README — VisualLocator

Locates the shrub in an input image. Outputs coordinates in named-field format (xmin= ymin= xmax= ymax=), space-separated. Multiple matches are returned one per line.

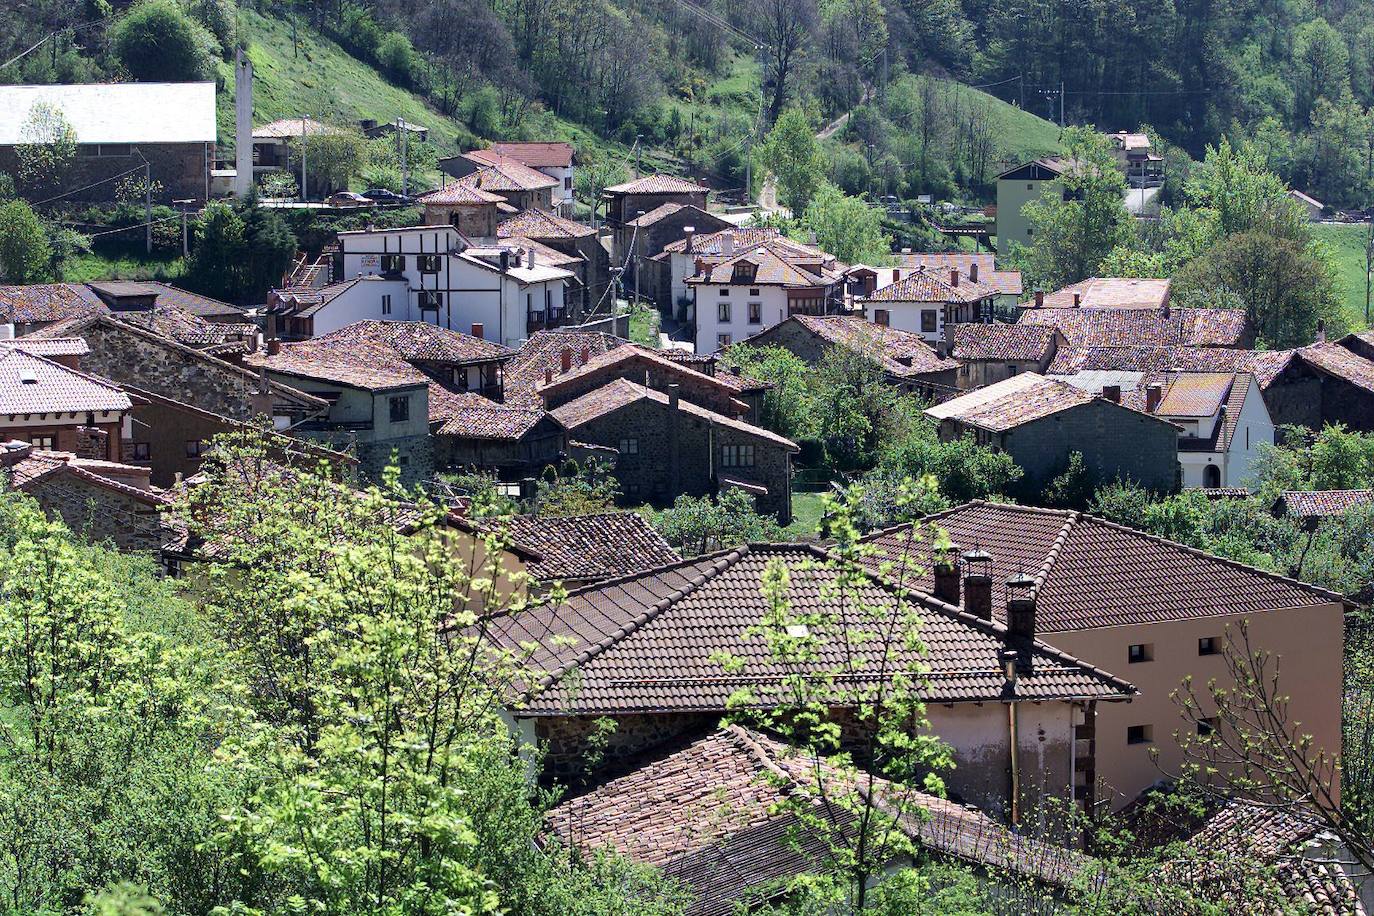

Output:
xmin=111 ymin=0 xmax=218 ymax=81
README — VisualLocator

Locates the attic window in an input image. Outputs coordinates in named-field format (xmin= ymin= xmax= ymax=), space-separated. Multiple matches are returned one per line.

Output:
xmin=731 ymin=261 xmax=757 ymax=284
xmin=785 ymin=624 xmax=809 ymax=638
xmin=18 ymin=369 xmax=37 ymax=384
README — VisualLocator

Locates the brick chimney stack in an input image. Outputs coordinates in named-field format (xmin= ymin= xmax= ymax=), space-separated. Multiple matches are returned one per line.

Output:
xmin=1102 ymin=384 xmax=1121 ymax=404
xmin=580 ymin=347 xmax=590 ymax=366
xmin=950 ymin=268 xmax=959 ymax=287
xmin=893 ymin=268 xmax=901 ymax=284
xmin=1072 ymin=292 xmax=1081 ymax=307
xmin=932 ymin=543 xmax=962 ymax=605
xmin=1034 ymin=290 xmax=1044 ymax=308
xmin=684 ymin=227 xmax=695 ymax=253
xmin=544 ymin=368 xmax=553 ymax=385
xmin=962 ymin=549 xmax=993 ymax=620
xmin=1145 ymin=383 xmax=1163 ymax=413
xmin=560 ymin=347 xmax=572 ymax=373
xmin=969 ymin=263 xmax=979 ymax=283
xmin=1006 ymin=572 xmax=1037 ymax=642
xmin=471 ymin=322 xmax=484 ymax=340
xmin=76 ymin=426 xmax=109 ymax=462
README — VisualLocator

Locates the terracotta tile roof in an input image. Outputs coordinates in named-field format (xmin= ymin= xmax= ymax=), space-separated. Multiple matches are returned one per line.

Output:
xmin=253 ymin=118 xmax=344 ymax=139
xmin=309 ymin=320 xmax=511 ymax=364
xmin=1038 ymin=277 xmax=1171 ymax=310
xmin=858 ymin=266 xmax=996 ymax=304
xmin=113 ymin=307 xmax=257 ymax=353
xmin=487 ymin=542 xmax=1135 ymax=716
xmin=434 ymin=393 xmax=551 ymax=440
xmin=499 ymin=235 xmax=584 ymax=269
xmin=496 ymin=208 xmax=595 ymax=240
xmin=503 ymin=330 xmax=630 ymax=408
xmin=604 ymin=174 xmax=709 ymax=195
xmin=1154 ymin=371 xmax=1234 ymax=417
xmin=1297 ymin=342 xmax=1374 ymax=393
xmin=537 ymin=344 xmax=749 ymax=409
xmin=549 ymin=379 xmax=797 ymax=449
xmin=488 ymin=141 xmax=574 ymax=168
xmin=495 ymin=512 xmax=679 ymax=584
xmin=950 ymin=323 xmax=1057 ymax=362
xmin=0 ymin=348 xmax=130 ymax=415
xmin=0 ymin=337 xmax=88 ymax=357
xmin=658 ymin=227 xmax=789 ymax=258
xmin=418 ymin=182 xmax=505 ymax=205
xmin=862 ymin=501 xmax=1342 ymax=633
xmin=0 ymin=284 xmax=104 ymax=325
xmin=1174 ymin=802 xmax=1364 ymax=916
xmin=894 ymin=253 xmax=1023 ymax=296
xmin=545 ymin=727 xmax=1096 ymax=915
xmin=131 ymin=282 xmax=246 ymax=319
xmin=926 ymin=372 xmax=1099 ymax=431
xmin=1019 ymin=307 xmax=1252 ymax=348
xmin=457 ymin=156 xmax=559 ymax=192
xmin=2 ymin=444 xmax=166 ymax=505
xmin=624 ymin=201 xmax=685 ymax=226
xmin=1278 ymin=489 xmax=1374 ymax=519
xmin=765 ymin=314 xmax=952 ymax=378
xmin=686 ymin=246 xmax=841 ymax=287
xmin=1045 ymin=345 xmax=1299 ymax=388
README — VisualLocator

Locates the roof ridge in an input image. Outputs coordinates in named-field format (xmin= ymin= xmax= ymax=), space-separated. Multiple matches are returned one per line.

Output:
xmin=531 ymin=547 xmax=751 ymax=697
xmin=1030 ymin=512 xmax=1079 ymax=599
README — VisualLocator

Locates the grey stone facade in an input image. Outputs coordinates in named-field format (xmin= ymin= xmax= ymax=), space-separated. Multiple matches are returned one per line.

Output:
xmin=0 ymin=142 xmax=211 ymax=203
xmin=23 ymin=474 xmax=168 ymax=552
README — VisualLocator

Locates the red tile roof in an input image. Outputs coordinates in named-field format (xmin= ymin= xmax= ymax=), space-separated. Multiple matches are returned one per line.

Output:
xmin=764 ymin=314 xmax=953 ymax=378
xmin=950 ymin=323 xmax=1057 ymax=362
xmin=545 ymin=726 xmax=1095 ymax=915
xmin=0 ymin=283 xmax=103 ymax=325
xmin=1044 ymin=345 xmax=1299 ymax=389
xmin=1297 ymin=341 xmax=1374 ymax=393
xmin=537 ymin=344 xmax=750 ymax=409
xmin=604 ymin=174 xmax=709 ymax=195
xmin=487 ymin=543 xmax=1135 ymax=716
xmin=496 ymin=512 xmax=679 ymax=584
xmin=310 ymin=320 xmax=511 ymax=364
xmin=2 ymin=444 xmax=166 ymax=505
xmin=458 ymin=156 xmax=559 ymax=192
xmin=1019 ymin=307 xmax=1251 ymax=348
xmin=862 ymin=501 xmax=1343 ymax=633
xmin=418 ymin=182 xmax=505 ymax=205
xmin=658 ymin=226 xmax=786 ymax=257
xmin=0 ymin=337 xmax=88 ymax=357
xmin=503 ymin=329 xmax=630 ymax=407
xmin=1036 ymin=277 xmax=1171 ymax=310
xmin=1278 ymin=489 xmax=1374 ymax=519
xmin=112 ymin=307 xmax=257 ymax=354
xmin=925 ymin=372 xmax=1100 ymax=431
xmin=858 ymin=266 xmax=996 ymax=304
xmin=488 ymin=141 xmax=574 ymax=168
xmin=496 ymin=207 xmax=595 ymax=240
xmin=0 ymin=348 xmax=130 ymax=415
xmin=686 ymin=246 xmax=840 ymax=287
xmin=434 ymin=394 xmax=552 ymax=440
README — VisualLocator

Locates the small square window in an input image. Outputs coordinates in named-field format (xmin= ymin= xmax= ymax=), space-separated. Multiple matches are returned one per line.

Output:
xmin=417 ymin=254 xmax=441 ymax=274
xmin=717 ymin=333 xmax=732 ymax=349
xmin=619 ymin=437 xmax=639 ymax=455
xmin=131 ymin=442 xmax=151 ymax=461
xmin=186 ymin=440 xmax=209 ymax=458
xmin=1128 ymin=643 xmax=1153 ymax=664
xmin=873 ymin=309 xmax=890 ymax=327
xmin=420 ymin=291 xmax=442 ymax=311
xmin=749 ymin=287 xmax=760 ymax=296
xmin=1198 ymin=717 xmax=1219 ymax=737
xmin=1198 ymin=637 xmax=1220 ymax=656
xmin=718 ymin=302 xmax=731 ymax=323
xmin=921 ymin=310 xmax=938 ymax=333
xmin=389 ymin=395 xmax=410 ymax=423
xmin=381 ymin=294 xmax=392 ymax=315
xmin=748 ymin=302 xmax=761 ymax=324
xmin=381 ymin=254 xmax=404 ymax=273
xmin=1126 ymin=725 xmax=1153 ymax=746
xmin=29 ymin=435 xmax=55 ymax=449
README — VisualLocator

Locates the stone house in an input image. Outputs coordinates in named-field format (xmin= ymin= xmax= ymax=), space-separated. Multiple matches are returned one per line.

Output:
xmin=605 ymin=174 xmax=710 ymax=265
xmin=864 ymin=501 xmax=1348 ymax=810
xmin=0 ymin=341 xmax=131 ymax=460
xmin=926 ymin=372 xmax=1181 ymax=495
xmin=0 ymin=82 xmax=216 ymax=203
xmin=548 ymin=378 xmax=798 ymax=520
xmin=538 ymin=344 xmax=756 ymax=419
xmin=489 ymin=142 xmax=576 ymax=212
xmin=490 ymin=542 xmax=1135 ymax=816
xmin=0 ymin=284 xmax=106 ymax=336
xmin=622 ymin=203 xmax=732 ymax=304
xmin=950 ymin=323 xmax=1062 ymax=389
xmin=649 ymin=225 xmax=791 ymax=315
xmin=895 ymin=253 xmax=1024 ymax=313
xmin=495 ymin=208 xmax=609 ymax=315
xmin=250 ymin=118 xmax=354 ymax=195
xmin=418 ymin=182 xmax=505 ymax=236
xmin=449 ymin=152 xmax=558 ymax=212
xmin=856 ymin=267 xmax=998 ymax=345
xmin=1018 ymin=300 xmax=1254 ymax=350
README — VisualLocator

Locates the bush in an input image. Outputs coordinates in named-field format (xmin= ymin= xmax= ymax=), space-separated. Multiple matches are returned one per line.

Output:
xmin=111 ymin=0 xmax=218 ymax=81
xmin=377 ymin=31 xmax=417 ymax=86
xmin=0 ymin=200 xmax=52 ymax=283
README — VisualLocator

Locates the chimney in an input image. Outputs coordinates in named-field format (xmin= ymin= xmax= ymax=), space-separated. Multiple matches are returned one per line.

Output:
xmin=932 ymin=543 xmax=962 ymax=605
xmin=1000 ymin=648 xmax=1019 ymax=684
xmin=0 ymin=441 xmax=33 ymax=467
xmin=580 ymin=347 xmax=590 ymax=366
xmin=1006 ymin=572 xmax=1037 ymax=642
xmin=667 ymin=383 xmax=681 ymax=495
xmin=684 ymin=227 xmax=695 ymax=252
xmin=471 ymin=322 xmax=484 ymax=339
xmin=1102 ymin=384 xmax=1121 ymax=404
xmin=76 ymin=426 xmax=109 ymax=462
xmin=1162 ymin=299 xmax=1171 ymax=320
xmin=560 ymin=347 xmax=572 ymax=373
xmin=950 ymin=268 xmax=959 ymax=287
xmin=1316 ymin=318 xmax=1326 ymax=344
xmin=544 ymin=368 xmax=553 ymax=385
xmin=1034 ymin=290 xmax=1044 ymax=308
xmin=969 ymin=263 xmax=979 ymax=283
xmin=1072 ymin=292 xmax=1081 ymax=307
xmin=694 ymin=256 xmax=707 ymax=277
xmin=234 ymin=50 xmax=254 ymax=198
xmin=1144 ymin=383 xmax=1163 ymax=413
xmin=721 ymin=231 xmax=735 ymax=256
xmin=252 ymin=364 xmax=274 ymax=416
xmin=267 ymin=337 xmax=281 ymax=356
xmin=962 ymin=549 xmax=993 ymax=620
xmin=893 ymin=268 xmax=901 ymax=284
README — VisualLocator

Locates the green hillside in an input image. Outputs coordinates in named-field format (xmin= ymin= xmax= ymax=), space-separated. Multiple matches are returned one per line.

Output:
xmin=940 ymin=80 xmax=1062 ymax=165
xmin=1313 ymin=223 xmax=1372 ymax=332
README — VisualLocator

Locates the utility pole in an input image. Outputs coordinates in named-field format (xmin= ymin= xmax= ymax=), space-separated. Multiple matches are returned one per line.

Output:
xmin=174 ymin=198 xmax=194 ymax=257
xmin=1060 ymin=80 xmax=1065 ymax=129
xmin=398 ymin=117 xmax=409 ymax=198
xmin=634 ymin=134 xmax=643 ymax=178
xmin=300 ymin=116 xmax=308 ymax=201
xmin=144 ymin=160 xmax=152 ymax=254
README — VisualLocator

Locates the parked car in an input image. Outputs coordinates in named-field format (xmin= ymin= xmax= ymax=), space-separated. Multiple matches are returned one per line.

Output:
xmin=326 ymin=191 xmax=371 ymax=208
xmin=362 ymin=188 xmax=410 ymax=205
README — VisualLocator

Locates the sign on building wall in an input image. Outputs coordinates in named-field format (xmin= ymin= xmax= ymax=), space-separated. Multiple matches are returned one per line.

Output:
xmin=360 ymin=254 xmax=380 ymax=272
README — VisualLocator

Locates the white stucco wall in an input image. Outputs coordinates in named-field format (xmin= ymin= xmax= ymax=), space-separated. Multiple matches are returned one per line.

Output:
xmin=860 ymin=299 xmax=944 ymax=344
xmin=693 ymin=283 xmax=790 ymax=353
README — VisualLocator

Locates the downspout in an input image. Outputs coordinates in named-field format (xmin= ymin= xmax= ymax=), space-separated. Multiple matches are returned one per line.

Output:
xmin=1002 ymin=648 xmax=1021 ymax=825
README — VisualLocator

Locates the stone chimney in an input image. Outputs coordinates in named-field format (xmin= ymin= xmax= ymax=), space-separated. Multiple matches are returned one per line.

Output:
xmin=1316 ymin=318 xmax=1326 ymax=344
xmin=267 ymin=337 xmax=281 ymax=356
xmin=962 ymin=549 xmax=993 ymax=620
xmin=932 ymin=543 xmax=962 ymax=605
xmin=721 ymin=231 xmax=735 ymax=256
xmin=1102 ymin=384 xmax=1121 ymax=404
xmin=969 ymin=263 xmax=979 ymax=283
xmin=1072 ymin=292 xmax=1081 ymax=307
xmin=893 ymin=268 xmax=901 ymax=284
xmin=1162 ymin=299 xmax=1171 ymax=320
xmin=76 ymin=426 xmax=109 ymax=461
xmin=1006 ymin=572 xmax=1037 ymax=642
xmin=252 ymin=364 xmax=274 ymax=417
xmin=684 ymin=227 xmax=695 ymax=252
xmin=950 ymin=268 xmax=959 ymax=287
xmin=580 ymin=347 xmax=590 ymax=366
xmin=694 ymin=256 xmax=707 ymax=277
xmin=1145 ymin=383 xmax=1163 ymax=413
xmin=544 ymin=368 xmax=553 ymax=385
xmin=560 ymin=347 xmax=573 ymax=373
xmin=471 ymin=322 xmax=484 ymax=340
xmin=1034 ymin=290 xmax=1044 ymax=308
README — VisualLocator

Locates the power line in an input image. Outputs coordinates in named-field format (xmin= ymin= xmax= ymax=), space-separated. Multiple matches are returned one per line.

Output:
xmin=0 ymin=13 xmax=117 ymax=70
xmin=81 ymin=213 xmax=182 ymax=239
xmin=29 ymin=163 xmax=147 ymax=206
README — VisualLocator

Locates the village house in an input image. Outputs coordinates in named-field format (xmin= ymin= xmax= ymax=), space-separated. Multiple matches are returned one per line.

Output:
xmin=447 ymin=150 xmax=560 ymax=212
xmin=489 ymin=141 xmax=576 ymax=212
xmin=0 ymin=339 xmax=131 ymax=461
xmin=330 ymin=225 xmax=573 ymax=347
xmin=895 ymin=252 xmax=1023 ymax=314
xmin=1274 ymin=489 xmax=1374 ymax=527
xmin=738 ymin=314 xmax=959 ymax=398
xmin=856 ymin=267 xmax=998 ymax=345
xmin=864 ymin=501 xmax=1347 ymax=810
xmin=250 ymin=118 xmax=351 ymax=195
xmin=545 ymin=726 xmax=1098 ymax=915
xmin=418 ymin=181 xmax=505 ymax=235
xmin=949 ymin=323 xmax=1061 ymax=388
xmin=1052 ymin=370 xmax=1273 ymax=488
xmin=491 ymin=541 xmax=1135 ymax=815
xmin=1018 ymin=299 xmax=1254 ymax=350
xmin=650 ymin=226 xmax=803 ymax=317
xmin=0 ymin=439 xmax=172 ymax=553
xmin=0 ymin=82 xmax=216 ymax=202
xmin=687 ymin=240 xmax=844 ymax=354
xmin=495 ymin=208 xmax=609 ymax=315
xmin=1032 ymin=277 xmax=1173 ymax=312
xmin=538 ymin=344 xmax=758 ymax=419
xmin=926 ymin=372 xmax=1180 ymax=494
xmin=604 ymin=174 xmax=710 ymax=263
xmin=486 ymin=511 xmax=679 ymax=591
xmin=1288 ymin=189 xmax=1325 ymax=221
xmin=0 ymin=282 xmax=254 ymax=350
xmin=0 ymin=284 xmax=106 ymax=335
xmin=994 ymin=158 xmax=1067 ymax=252
xmin=1106 ymin=131 xmax=1163 ymax=186
xmin=622 ymin=203 xmax=733 ymax=306
xmin=440 ymin=144 xmax=573 ymax=212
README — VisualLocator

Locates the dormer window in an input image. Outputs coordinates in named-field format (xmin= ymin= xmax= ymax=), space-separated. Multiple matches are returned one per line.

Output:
xmin=731 ymin=261 xmax=757 ymax=284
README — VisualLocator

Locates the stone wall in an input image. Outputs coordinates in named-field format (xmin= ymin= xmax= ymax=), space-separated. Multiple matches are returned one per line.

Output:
xmin=423 ymin=202 xmax=498 ymax=237
xmin=532 ymin=711 xmax=722 ymax=781
xmin=127 ymin=398 xmax=236 ymax=487
xmin=24 ymin=474 xmax=167 ymax=552
xmin=1002 ymin=400 xmax=1179 ymax=495
xmin=0 ymin=142 xmax=210 ymax=203
xmin=341 ymin=432 xmax=433 ymax=486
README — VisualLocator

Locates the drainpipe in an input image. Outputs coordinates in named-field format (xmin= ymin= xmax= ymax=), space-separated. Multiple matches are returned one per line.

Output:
xmin=1002 ymin=648 xmax=1021 ymax=825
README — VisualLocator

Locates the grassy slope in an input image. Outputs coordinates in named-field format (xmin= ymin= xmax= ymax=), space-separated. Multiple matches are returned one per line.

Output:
xmin=1312 ymin=223 xmax=1371 ymax=332
xmin=941 ymin=80 xmax=1063 ymax=165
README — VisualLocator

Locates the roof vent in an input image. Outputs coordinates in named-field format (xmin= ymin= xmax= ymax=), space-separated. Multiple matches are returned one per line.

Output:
xmin=785 ymin=623 xmax=809 ymax=638
xmin=18 ymin=368 xmax=37 ymax=385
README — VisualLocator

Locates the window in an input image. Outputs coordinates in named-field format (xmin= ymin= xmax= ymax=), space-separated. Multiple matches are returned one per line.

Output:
xmin=873 ymin=309 xmax=890 ymax=327
xmin=718 ymin=302 xmax=731 ymax=323
xmin=721 ymin=443 xmax=755 ymax=468
xmin=1027 ymin=183 xmax=1035 ymax=190
xmin=1198 ymin=717 xmax=1219 ymax=737
xmin=748 ymin=302 xmax=762 ymax=324
xmin=381 ymin=294 xmax=392 ymax=315
xmin=131 ymin=442 xmax=151 ymax=461
xmin=453 ymin=367 xmax=470 ymax=391
xmin=718 ymin=288 xmax=730 ymax=296
xmin=716 ymin=333 xmax=732 ymax=349
xmin=29 ymin=435 xmax=54 ymax=449
xmin=1204 ymin=463 xmax=1221 ymax=488
xmin=389 ymin=396 xmax=410 ymax=423
xmin=1198 ymin=637 xmax=1220 ymax=656
xmin=1128 ymin=643 xmax=1153 ymax=664
xmin=416 ymin=254 xmax=441 ymax=273
xmin=750 ymin=287 xmax=761 ymax=296
xmin=921 ymin=310 xmax=938 ymax=333
xmin=419 ymin=291 xmax=442 ymax=311
xmin=1126 ymin=725 xmax=1153 ymax=746
xmin=619 ymin=437 xmax=639 ymax=455
xmin=564 ymin=176 xmax=573 ymax=190
xmin=1007 ymin=364 xmax=1019 ymax=376
xmin=381 ymin=254 xmax=404 ymax=273
xmin=186 ymin=440 xmax=209 ymax=458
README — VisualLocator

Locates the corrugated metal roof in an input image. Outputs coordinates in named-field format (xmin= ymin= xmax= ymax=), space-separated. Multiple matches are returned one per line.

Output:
xmin=0 ymin=82 xmax=216 ymax=145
